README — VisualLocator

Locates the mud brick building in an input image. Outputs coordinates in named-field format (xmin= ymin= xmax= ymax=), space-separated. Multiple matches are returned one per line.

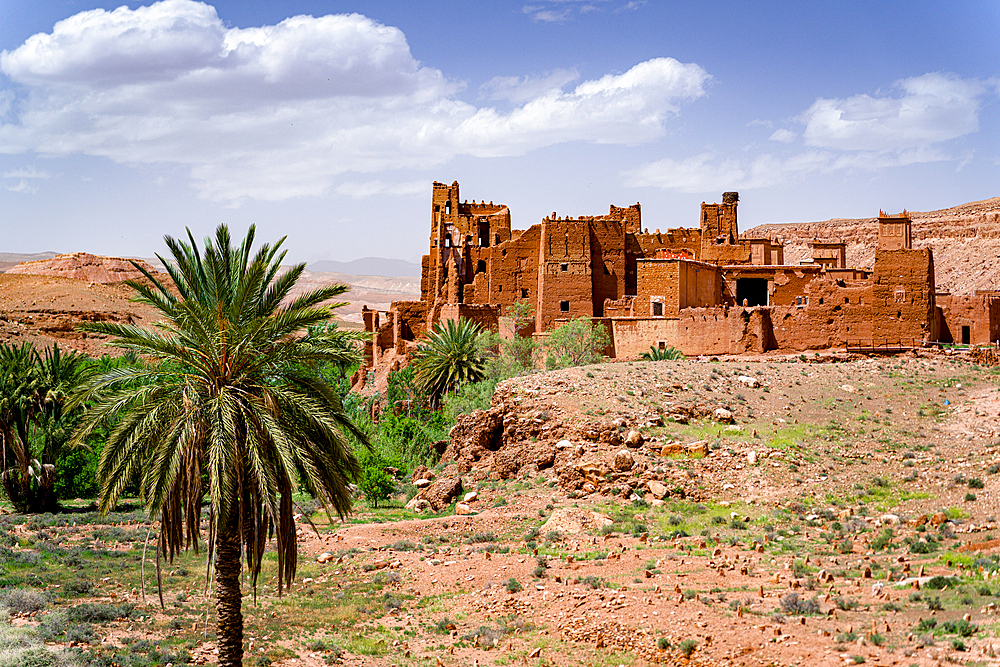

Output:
xmin=355 ymin=181 xmax=1000 ymax=388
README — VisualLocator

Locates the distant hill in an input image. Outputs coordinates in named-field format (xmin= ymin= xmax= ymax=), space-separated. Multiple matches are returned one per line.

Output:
xmin=309 ymin=257 xmax=420 ymax=277
xmin=0 ymin=251 xmax=58 ymax=272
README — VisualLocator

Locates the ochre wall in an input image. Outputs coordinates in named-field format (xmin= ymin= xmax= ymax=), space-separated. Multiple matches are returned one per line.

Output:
xmin=871 ymin=248 xmax=936 ymax=344
xmin=937 ymin=294 xmax=1000 ymax=345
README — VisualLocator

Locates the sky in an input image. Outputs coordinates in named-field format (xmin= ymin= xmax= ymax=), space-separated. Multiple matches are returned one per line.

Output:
xmin=0 ymin=1 xmax=997 ymax=265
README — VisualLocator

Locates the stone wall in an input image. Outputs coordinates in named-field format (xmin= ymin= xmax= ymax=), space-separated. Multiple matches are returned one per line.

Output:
xmin=871 ymin=248 xmax=936 ymax=345
xmin=609 ymin=308 xmax=774 ymax=357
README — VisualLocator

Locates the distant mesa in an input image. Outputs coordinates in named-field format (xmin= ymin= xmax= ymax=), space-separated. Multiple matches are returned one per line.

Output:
xmin=6 ymin=252 xmax=157 ymax=284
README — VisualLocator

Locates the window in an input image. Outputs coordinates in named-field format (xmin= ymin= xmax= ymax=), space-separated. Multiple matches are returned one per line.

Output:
xmin=652 ymin=302 xmax=663 ymax=316
xmin=444 ymin=233 xmax=451 ymax=248
xmin=845 ymin=297 xmax=850 ymax=304
xmin=445 ymin=200 xmax=451 ymax=215
xmin=795 ymin=296 xmax=803 ymax=306
xmin=521 ymin=288 xmax=529 ymax=298
xmin=560 ymin=301 xmax=570 ymax=312
xmin=894 ymin=289 xmax=906 ymax=303
xmin=560 ymin=263 xmax=568 ymax=272
xmin=434 ymin=204 xmax=440 ymax=212
xmin=477 ymin=260 xmax=486 ymax=273
xmin=962 ymin=326 xmax=971 ymax=345
xmin=818 ymin=297 xmax=824 ymax=305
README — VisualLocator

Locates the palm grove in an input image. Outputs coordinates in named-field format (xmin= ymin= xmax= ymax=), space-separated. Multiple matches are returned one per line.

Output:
xmin=0 ymin=225 xmax=618 ymax=667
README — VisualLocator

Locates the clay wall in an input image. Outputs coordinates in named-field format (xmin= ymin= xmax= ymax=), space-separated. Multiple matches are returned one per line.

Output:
xmin=536 ymin=219 xmax=595 ymax=330
xmin=389 ymin=301 xmax=429 ymax=354
xmin=588 ymin=219 xmax=627 ymax=316
xmin=937 ymin=294 xmax=1000 ymax=345
xmin=635 ymin=259 xmax=721 ymax=318
xmin=486 ymin=225 xmax=541 ymax=317
xmin=439 ymin=303 xmax=500 ymax=332
xmin=747 ymin=239 xmax=784 ymax=266
xmin=701 ymin=240 xmax=753 ymax=265
xmin=609 ymin=307 xmax=774 ymax=357
xmin=872 ymin=249 xmax=936 ymax=345
xmin=811 ymin=242 xmax=847 ymax=268
xmin=877 ymin=213 xmax=912 ymax=251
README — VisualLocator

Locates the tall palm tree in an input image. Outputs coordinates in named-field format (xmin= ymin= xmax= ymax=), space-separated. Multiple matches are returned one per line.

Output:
xmin=411 ymin=318 xmax=487 ymax=406
xmin=70 ymin=225 xmax=367 ymax=667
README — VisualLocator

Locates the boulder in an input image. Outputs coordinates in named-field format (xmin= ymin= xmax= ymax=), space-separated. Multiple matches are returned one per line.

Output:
xmin=442 ymin=408 xmax=504 ymax=471
xmin=413 ymin=478 xmax=432 ymax=489
xmin=421 ymin=477 xmax=464 ymax=512
xmin=738 ymin=375 xmax=761 ymax=388
xmin=686 ymin=441 xmax=709 ymax=456
xmin=746 ymin=450 xmax=757 ymax=465
xmin=455 ymin=502 xmax=476 ymax=516
xmin=647 ymin=480 xmax=668 ymax=499
xmin=613 ymin=449 xmax=634 ymax=472
xmin=660 ymin=443 xmax=684 ymax=456
xmin=625 ymin=430 xmax=644 ymax=448
xmin=464 ymin=491 xmax=478 ymax=503
xmin=316 ymin=552 xmax=334 ymax=564
xmin=540 ymin=508 xmax=612 ymax=534
xmin=405 ymin=498 xmax=430 ymax=513
xmin=713 ymin=408 xmax=734 ymax=423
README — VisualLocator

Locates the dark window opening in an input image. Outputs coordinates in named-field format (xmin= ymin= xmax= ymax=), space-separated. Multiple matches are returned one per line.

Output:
xmin=434 ymin=204 xmax=440 ymax=212
xmin=652 ymin=301 xmax=663 ymax=316
xmin=736 ymin=278 xmax=768 ymax=307
xmin=818 ymin=297 xmax=824 ymax=305
xmin=466 ymin=235 xmax=472 ymax=245
xmin=445 ymin=200 xmax=451 ymax=215
xmin=962 ymin=326 xmax=971 ymax=345
xmin=497 ymin=285 xmax=502 ymax=292
xmin=560 ymin=263 xmax=568 ymax=272
xmin=521 ymin=288 xmax=529 ymax=298
xmin=845 ymin=297 xmax=850 ymax=304
xmin=476 ymin=260 xmax=486 ymax=273
xmin=444 ymin=233 xmax=451 ymax=248
xmin=478 ymin=221 xmax=490 ymax=247
xmin=560 ymin=300 xmax=570 ymax=313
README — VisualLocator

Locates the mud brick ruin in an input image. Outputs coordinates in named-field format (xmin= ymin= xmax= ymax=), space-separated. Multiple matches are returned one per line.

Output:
xmin=355 ymin=181 xmax=1000 ymax=389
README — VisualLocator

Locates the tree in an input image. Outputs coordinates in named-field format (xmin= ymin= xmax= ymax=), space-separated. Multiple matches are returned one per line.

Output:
xmin=411 ymin=318 xmax=487 ymax=406
xmin=0 ymin=342 xmax=93 ymax=512
xmin=545 ymin=317 xmax=611 ymax=369
xmin=70 ymin=225 xmax=367 ymax=667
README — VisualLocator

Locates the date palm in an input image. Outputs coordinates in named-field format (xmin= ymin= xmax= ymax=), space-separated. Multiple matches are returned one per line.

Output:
xmin=411 ymin=318 xmax=487 ymax=406
xmin=70 ymin=225 xmax=367 ymax=667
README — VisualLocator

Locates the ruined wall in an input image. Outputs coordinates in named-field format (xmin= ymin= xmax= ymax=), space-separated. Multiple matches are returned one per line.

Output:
xmin=609 ymin=307 xmax=774 ymax=357
xmin=439 ymin=303 xmax=500 ymax=332
xmin=872 ymin=248 xmax=936 ymax=345
xmin=588 ymin=219 xmax=627 ymax=317
xmin=536 ymin=219 xmax=595 ymax=330
xmin=634 ymin=259 xmax=721 ymax=318
xmin=487 ymin=225 xmax=542 ymax=319
xmin=937 ymin=294 xmax=1000 ymax=345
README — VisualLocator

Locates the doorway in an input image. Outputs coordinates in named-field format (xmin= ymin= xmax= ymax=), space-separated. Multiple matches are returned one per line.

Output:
xmin=736 ymin=278 xmax=768 ymax=307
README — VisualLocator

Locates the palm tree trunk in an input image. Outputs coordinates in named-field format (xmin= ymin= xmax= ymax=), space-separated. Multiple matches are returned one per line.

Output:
xmin=215 ymin=519 xmax=244 ymax=667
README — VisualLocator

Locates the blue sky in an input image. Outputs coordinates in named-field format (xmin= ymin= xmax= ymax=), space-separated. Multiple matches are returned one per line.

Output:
xmin=0 ymin=1 xmax=997 ymax=265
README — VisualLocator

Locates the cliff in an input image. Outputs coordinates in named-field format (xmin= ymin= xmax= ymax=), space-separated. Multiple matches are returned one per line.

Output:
xmin=745 ymin=197 xmax=1000 ymax=294
xmin=6 ymin=252 xmax=157 ymax=284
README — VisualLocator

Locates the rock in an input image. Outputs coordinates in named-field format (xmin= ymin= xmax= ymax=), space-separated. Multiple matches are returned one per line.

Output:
xmin=534 ymin=442 xmax=557 ymax=468
xmin=647 ymin=480 xmax=668 ymax=499
xmin=455 ymin=502 xmax=476 ymax=516
xmin=713 ymin=408 xmax=734 ymax=423
xmin=613 ymin=449 xmax=634 ymax=472
xmin=686 ymin=441 xmax=709 ymax=456
xmin=660 ymin=443 xmax=684 ymax=456
xmin=464 ymin=491 xmax=478 ymax=503
xmin=410 ymin=465 xmax=430 ymax=482
xmin=7 ymin=252 xmax=159 ymax=283
xmin=413 ymin=478 xmax=432 ymax=489
xmin=879 ymin=514 xmax=900 ymax=525
xmin=419 ymin=477 xmax=464 ymax=512
xmin=540 ymin=508 xmax=613 ymax=534
xmin=930 ymin=512 xmax=949 ymax=526
xmin=840 ymin=384 xmax=856 ymax=393
xmin=316 ymin=552 xmax=334 ymax=564
xmin=625 ymin=430 xmax=644 ymax=448
xmin=442 ymin=408 xmax=504 ymax=471
xmin=556 ymin=439 xmax=573 ymax=449
xmin=747 ymin=450 xmax=758 ymax=465
xmin=404 ymin=498 xmax=430 ymax=512
xmin=737 ymin=375 xmax=760 ymax=388
xmin=581 ymin=482 xmax=597 ymax=494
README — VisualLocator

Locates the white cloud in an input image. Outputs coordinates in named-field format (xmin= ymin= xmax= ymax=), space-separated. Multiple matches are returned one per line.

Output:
xmin=0 ymin=1 xmax=709 ymax=203
xmin=769 ymin=128 xmax=796 ymax=143
xmin=333 ymin=179 xmax=426 ymax=198
xmin=801 ymin=72 xmax=984 ymax=151
xmin=627 ymin=147 xmax=949 ymax=193
xmin=522 ymin=0 xmax=610 ymax=22
xmin=4 ymin=179 xmax=37 ymax=194
xmin=479 ymin=69 xmax=580 ymax=103
xmin=2 ymin=166 xmax=49 ymax=179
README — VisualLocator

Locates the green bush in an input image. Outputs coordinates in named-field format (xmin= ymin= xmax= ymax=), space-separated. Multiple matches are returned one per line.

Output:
xmin=357 ymin=464 xmax=395 ymax=508
xmin=544 ymin=318 xmax=610 ymax=369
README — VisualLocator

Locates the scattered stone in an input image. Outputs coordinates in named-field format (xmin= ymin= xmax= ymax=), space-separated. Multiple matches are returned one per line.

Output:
xmin=540 ymin=508 xmax=613 ymax=534
xmin=647 ymin=480 xmax=668 ymax=499
xmin=613 ymin=449 xmax=634 ymax=472
xmin=625 ymin=430 xmax=644 ymax=448
xmin=713 ymin=408 xmax=734 ymax=423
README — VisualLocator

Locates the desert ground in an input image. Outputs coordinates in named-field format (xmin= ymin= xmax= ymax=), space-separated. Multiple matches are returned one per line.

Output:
xmin=5 ymin=349 xmax=1000 ymax=667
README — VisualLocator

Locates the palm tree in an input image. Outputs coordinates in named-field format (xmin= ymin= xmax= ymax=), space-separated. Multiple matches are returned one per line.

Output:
xmin=70 ymin=225 xmax=367 ymax=667
xmin=639 ymin=345 xmax=685 ymax=361
xmin=411 ymin=318 xmax=487 ymax=406
xmin=0 ymin=342 xmax=92 ymax=512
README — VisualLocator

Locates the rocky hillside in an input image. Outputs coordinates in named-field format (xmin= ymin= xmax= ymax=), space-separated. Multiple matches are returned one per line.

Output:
xmin=744 ymin=196 xmax=1000 ymax=293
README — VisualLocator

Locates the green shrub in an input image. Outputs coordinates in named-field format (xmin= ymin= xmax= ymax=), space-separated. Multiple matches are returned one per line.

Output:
xmin=678 ymin=639 xmax=697 ymax=657
xmin=969 ymin=477 xmax=985 ymax=489
xmin=505 ymin=578 xmax=522 ymax=593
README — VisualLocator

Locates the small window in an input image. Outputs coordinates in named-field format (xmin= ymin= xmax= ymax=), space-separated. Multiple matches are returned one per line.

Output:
xmin=521 ymin=288 xmax=529 ymax=298
xmin=444 ymin=233 xmax=451 ymax=248
xmin=818 ymin=297 xmax=823 ymax=305
xmin=445 ymin=200 xmax=451 ymax=215
xmin=894 ymin=289 xmax=906 ymax=303
xmin=652 ymin=302 xmax=663 ymax=316
xmin=497 ymin=285 xmax=502 ymax=292
xmin=477 ymin=260 xmax=486 ymax=273
xmin=560 ymin=263 xmax=568 ymax=272
xmin=844 ymin=297 xmax=850 ymax=304
xmin=560 ymin=301 xmax=570 ymax=313
xmin=434 ymin=204 xmax=440 ymax=212
xmin=796 ymin=296 xmax=803 ymax=306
